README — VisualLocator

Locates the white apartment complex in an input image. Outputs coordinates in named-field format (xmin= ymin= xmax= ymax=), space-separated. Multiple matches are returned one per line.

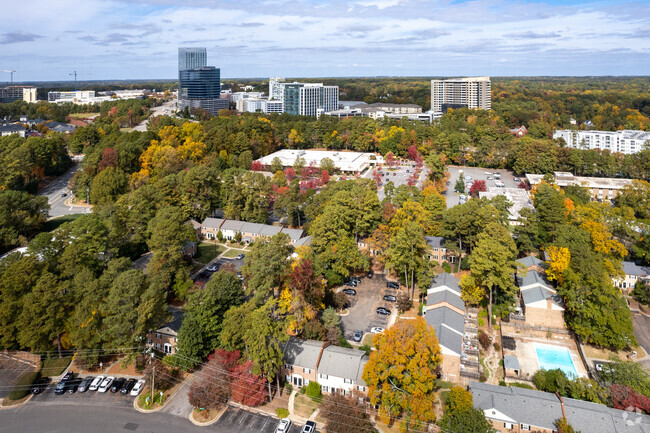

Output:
xmin=269 ymin=77 xmax=285 ymax=101
xmin=236 ymin=98 xmax=284 ymax=114
xmin=430 ymin=77 xmax=491 ymax=114
xmin=553 ymin=129 xmax=650 ymax=155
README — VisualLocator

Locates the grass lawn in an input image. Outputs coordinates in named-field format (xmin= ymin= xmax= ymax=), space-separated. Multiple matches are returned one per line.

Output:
xmin=362 ymin=333 xmax=375 ymax=346
xmin=222 ymin=248 xmax=245 ymax=258
xmin=293 ymin=394 xmax=320 ymax=418
xmin=196 ymin=242 xmax=225 ymax=264
xmin=44 ymin=214 xmax=83 ymax=232
xmin=41 ymin=356 xmax=72 ymax=377
xmin=68 ymin=112 xmax=100 ymax=118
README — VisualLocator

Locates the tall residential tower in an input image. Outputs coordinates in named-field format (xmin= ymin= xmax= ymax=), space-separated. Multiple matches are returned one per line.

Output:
xmin=430 ymin=77 xmax=491 ymax=114
xmin=177 ymin=47 xmax=228 ymax=115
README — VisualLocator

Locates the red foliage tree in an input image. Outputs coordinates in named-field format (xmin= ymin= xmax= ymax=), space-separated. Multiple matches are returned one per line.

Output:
xmin=386 ymin=152 xmax=396 ymax=167
xmin=518 ymin=180 xmax=531 ymax=190
xmin=408 ymin=145 xmax=419 ymax=161
xmin=284 ymin=167 xmax=296 ymax=182
xmin=407 ymin=175 xmax=417 ymax=187
xmin=291 ymin=259 xmax=325 ymax=307
xmin=469 ymin=180 xmax=487 ymax=197
xmin=251 ymin=161 xmax=263 ymax=171
xmin=372 ymin=170 xmax=382 ymax=185
xmin=97 ymin=148 xmax=118 ymax=172
xmin=320 ymin=170 xmax=330 ymax=185
xmin=230 ymin=360 xmax=267 ymax=407
xmin=610 ymin=384 xmax=650 ymax=413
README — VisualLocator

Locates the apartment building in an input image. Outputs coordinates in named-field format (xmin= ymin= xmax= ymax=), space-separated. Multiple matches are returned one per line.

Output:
xmin=424 ymin=236 xmax=457 ymax=266
xmin=613 ymin=261 xmax=650 ymax=291
xmin=147 ymin=310 xmax=183 ymax=355
xmin=526 ymin=172 xmax=634 ymax=202
xmin=0 ymin=86 xmax=37 ymax=103
xmin=282 ymin=338 xmax=369 ymax=398
xmin=430 ymin=77 xmax=491 ymax=114
xmin=199 ymin=217 xmax=305 ymax=245
xmin=553 ymin=129 xmax=650 ymax=155
xmin=283 ymin=82 xmax=339 ymax=117
xmin=516 ymin=270 xmax=565 ymax=329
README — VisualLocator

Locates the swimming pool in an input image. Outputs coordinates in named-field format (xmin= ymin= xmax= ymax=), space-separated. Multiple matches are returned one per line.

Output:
xmin=535 ymin=344 xmax=578 ymax=378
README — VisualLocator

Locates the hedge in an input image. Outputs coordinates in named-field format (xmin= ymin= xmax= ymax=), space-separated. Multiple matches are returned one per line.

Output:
xmin=8 ymin=371 xmax=39 ymax=401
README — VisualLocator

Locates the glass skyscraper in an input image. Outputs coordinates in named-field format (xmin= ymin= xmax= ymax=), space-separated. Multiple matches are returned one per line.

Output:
xmin=178 ymin=47 xmax=207 ymax=71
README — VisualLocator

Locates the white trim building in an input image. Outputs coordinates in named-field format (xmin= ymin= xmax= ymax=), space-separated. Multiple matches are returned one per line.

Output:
xmin=553 ymin=129 xmax=650 ymax=155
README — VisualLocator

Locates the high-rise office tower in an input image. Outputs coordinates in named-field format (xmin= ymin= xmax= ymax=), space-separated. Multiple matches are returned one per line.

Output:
xmin=178 ymin=47 xmax=207 ymax=71
xmin=430 ymin=77 xmax=491 ymax=114
xmin=269 ymin=77 xmax=286 ymax=101
xmin=282 ymin=83 xmax=339 ymax=116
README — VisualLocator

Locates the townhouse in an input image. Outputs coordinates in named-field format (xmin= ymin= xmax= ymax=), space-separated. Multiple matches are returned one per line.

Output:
xmin=613 ymin=261 xmax=650 ymax=291
xmin=424 ymin=236 xmax=457 ymax=266
xmin=516 ymin=270 xmax=565 ymax=329
xmin=147 ymin=310 xmax=183 ymax=355
xmin=199 ymin=217 xmax=306 ymax=245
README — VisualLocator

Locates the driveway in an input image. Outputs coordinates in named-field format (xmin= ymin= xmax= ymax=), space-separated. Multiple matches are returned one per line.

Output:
xmin=339 ymin=274 xmax=396 ymax=341
xmin=215 ymin=406 xmax=303 ymax=433
xmin=633 ymin=313 xmax=650 ymax=356
xmin=373 ymin=163 xmax=426 ymax=201
xmin=444 ymin=166 xmax=521 ymax=208
xmin=0 ymin=354 xmax=37 ymax=399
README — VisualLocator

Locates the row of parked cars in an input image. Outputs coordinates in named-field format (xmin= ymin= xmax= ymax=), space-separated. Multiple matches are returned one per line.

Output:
xmin=32 ymin=371 xmax=145 ymax=397
xmin=276 ymin=418 xmax=315 ymax=433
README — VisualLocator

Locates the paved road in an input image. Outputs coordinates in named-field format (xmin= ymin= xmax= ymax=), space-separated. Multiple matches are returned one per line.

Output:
xmin=133 ymin=100 xmax=176 ymax=132
xmin=36 ymin=163 xmax=93 ymax=219
xmin=215 ymin=406 xmax=303 ymax=433
xmin=339 ymin=275 xmax=394 ymax=341
xmin=0 ymin=404 xmax=207 ymax=433
xmin=633 ymin=313 xmax=650 ymax=356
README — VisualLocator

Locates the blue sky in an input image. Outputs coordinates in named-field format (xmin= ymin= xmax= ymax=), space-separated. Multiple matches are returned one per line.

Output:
xmin=1 ymin=0 xmax=649 ymax=82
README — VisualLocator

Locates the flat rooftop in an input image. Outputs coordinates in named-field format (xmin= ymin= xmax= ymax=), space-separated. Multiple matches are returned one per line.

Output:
xmin=526 ymin=172 xmax=634 ymax=190
xmin=479 ymin=187 xmax=534 ymax=221
xmin=256 ymin=149 xmax=384 ymax=172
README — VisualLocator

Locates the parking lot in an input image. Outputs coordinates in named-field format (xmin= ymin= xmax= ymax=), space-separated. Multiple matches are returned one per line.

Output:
xmin=29 ymin=376 xmax=139 ymax=409
xmin=0 ymin=354 xmax=37 ymax=398
xmin=444 ymin=166 xmax=522 ymax=208
xmin=339 ymin=274 xmax=396 ymax=341
xmin=363 ymin=163 xmax=428 ymax=201
xmin=213 ymin=406 xmax=303 ymax=433
xmin=193 ymin=256 xmax=245 ymax=285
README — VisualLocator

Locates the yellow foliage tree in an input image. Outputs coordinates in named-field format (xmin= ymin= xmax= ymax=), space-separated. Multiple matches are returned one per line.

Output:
xmin=545 ymin=246 xmax=571 ymax=284
xmin=460 ymin=274 xmax=484 ymax=306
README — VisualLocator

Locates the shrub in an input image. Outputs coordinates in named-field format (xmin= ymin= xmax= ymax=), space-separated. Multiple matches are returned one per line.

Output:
xmin=499 ymin=380 xmax=507 ymax=386
xmin=478 ymin=331 xmax=491 ymax=350
xmin=285 ymin=383 xmax=293 ymax=394
xmin=8 ymin=371 xmax=39 ymax=401
xmin=276 ymin=408 xmax=290 ymax=418
xmin=305 ymin=381 xmax=321 ymax=400
xmin=442 ymin=262 xmax=452 ymax=273
xmin=338 ymin=335 xmax=353 ymax=348
xmin=216 ymin=231 xmax=223 ymax=241
xmin=479 ymin=373 xmax=487 ymax=383
xmin=359 ymin=344 xmax=372 ymax=356
xmin=300 ymin=386 xmax=306 ymax=394
xmin=493 ymin=342 xmax=500 ymax=352
xmin=460 ymin=256 xmax=471 ymax=271
xmin=396 ymin=293 xmax=413 ymax=313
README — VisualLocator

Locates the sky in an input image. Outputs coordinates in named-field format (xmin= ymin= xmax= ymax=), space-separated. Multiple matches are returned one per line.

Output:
xmin=1 ymin=0 xmax=649 ymax=82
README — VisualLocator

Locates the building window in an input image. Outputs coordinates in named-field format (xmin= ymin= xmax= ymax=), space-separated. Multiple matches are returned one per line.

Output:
xmin=285 ymin=364 xmax=292 ymax=370
xmin=320 ymin=374 xmax=328 ymax=379
xmin=357 ymin=386 xmax=365 ymax=392
xmin=303 ymin=368 xmax=310 ymax=374
xmin=321 ymin=385 xmax=328 ymax=393
xmin=344 ymin=378 xmax=352 ymax=384
xmin=155 ymin=343 xmax=161 ymax=350
xmin=147 ymin=339 xmax=152 ymax=345
xmin=504 ymin=422 xmax=513 ymax=430
xmin=521 ymin=424 xmax=530 ymax=431
xmin=164 ymin=343 xmax=172 ymax=354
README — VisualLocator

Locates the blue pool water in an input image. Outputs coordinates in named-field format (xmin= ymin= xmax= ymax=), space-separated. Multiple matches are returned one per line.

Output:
xmin=535 ymin=344 xmax=578 ymax=378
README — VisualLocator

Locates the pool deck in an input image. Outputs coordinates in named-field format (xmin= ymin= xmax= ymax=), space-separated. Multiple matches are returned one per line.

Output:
xmin=535 ymin=343 xmax=579 ymax=378
xmin=505 ymin=334 xmax=588 ymax=381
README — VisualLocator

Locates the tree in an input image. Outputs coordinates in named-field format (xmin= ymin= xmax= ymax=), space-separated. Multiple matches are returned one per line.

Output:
xmin=386 ymin=220 xmax=428 ymax=299
xmin=270 ymin=157 xmax=284 ymax=173
xmin=396 ymin=292 xmax=412 ymax=313
xmin=241 ymin=233 xmax=293 ymax=299
xmin=425 ymin=153 xmax=447 ymax=183
xmin=598 ymin=359 xmax=650 ymax=397
xmin=631 ymin=279 xmax=650 ymax=305
xmin=0 ymin=190 xmax=49 ymax=254
xmin=533 ymin=183 xmax=566 ymax=242
xmin=610 ymin=384 xmax=650 ymax=413
xmin=469 ymin=179 xmax=487 ymax=198
xmin=362 ymin=317 xmax=442 ymax=426
xmin=455 ymin=173 xmax=465 ymax=193
xmin=555 ymin=417 xmax=578 ymax=433
xmin=187 ymin=353 xmax=232 ymax=410
xmin=469 ymin=222 xmax=519 ymax=328
xmin=319 ymin=157 xmax=336 ymax=175
xmin=321 ymin=394 xmax=377 ymax=433
xmin=545 ymin=245 xmax=571 ymax=284
xmin=231 ymin=360 xmax=267 ymax=407
xmin=439 ymin=387 xmax=496 ymax=433
xmin=460 ymin=274 xmax=484 ymax=306
xmin=290 ymin=258 xmax=325 ymax=307
xmin=90 ymin=166 xmax=128 ymax=205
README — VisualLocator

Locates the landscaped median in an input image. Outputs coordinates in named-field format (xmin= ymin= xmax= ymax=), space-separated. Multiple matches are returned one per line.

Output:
xmin=189 ymin=406 xmax=227 ymax=426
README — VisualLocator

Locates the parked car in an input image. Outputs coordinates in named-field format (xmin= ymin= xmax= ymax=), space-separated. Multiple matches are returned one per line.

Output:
xmin=406 ymin=169 xmax=410 ymax=173
xmin=110 ymin=377 xmax=126 ymax=393
xmin=370 ymin=327 xmax=385 ymax=334
xmin=206 ymin=264 xmax=218 ymax=272
xmin=367 ymin=270 xmax=374 ymax=278
xmin=78 ymin=377 xmax=93 ymax=393
xmin=376 ymin=307 xmax=391 ymax=316
xmin=130 ymin=379 xmax=146 ymax=396
xmin=61 ymin=371 xmax=73 ymax=382
xmin=342 ymin=288 xmax=357 ymax=296
xmin=383 ymin=295 xmax=397 ymax=302
xmin=31 ymin=377 xmax=51 ymax=394
xmin=89 ymin=375 xmax=104 ymax=391
xmin=465 ymin=175 xmax=473 ymax=180
xmin=353 ymin=330 xmax=363 ymax=342
xmin=486 ymin=176 xmax=492 ymax=180
xmin=66 ymin=378 xmax=82 ymax=394
xmin=236 ymin=253 xmax=245 ymax=260
xmin=344 ymin=281 xmax=357 ymax=287
xmin=61 ymin=193 xmax=67 ymax=197
xmin=386 ymin=281 xmax=399 ymax=289
xmin=513 ymin=177 xmax=521 ymax=182
xmin=392 ymin=173 xmax=396 ymax=176
xmin=276 ymin=418 xmax=292 ymax=433
xmin=484 ymin=171 xmax=492 ymax=175
xmin=237 ymin=271 xmax=243 ymax=280
xmin=54 ymin=380 xmax=67 ymax=395
xmin=301 ymin=420 xmax=316 ymax=433
xmin=98 ymin=376 xmax=114 ymax=393
xmin=121 ymin=378 xmax=137 ymax=394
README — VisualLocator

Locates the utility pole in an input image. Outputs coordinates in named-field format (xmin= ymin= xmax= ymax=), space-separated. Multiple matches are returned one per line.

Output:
xmin=151 ymin=365 xmax=155 ymax=404
xmin=69 ymin=71 xmax=78 ymax=91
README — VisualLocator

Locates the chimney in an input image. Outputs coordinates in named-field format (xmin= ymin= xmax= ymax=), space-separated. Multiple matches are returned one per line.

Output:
xmin=316 ymin=341 xmax=330 ymax=370
xmin=555 ymin=392 xmax=566 ymax=419
xmin=547 ymin=297 xmax=552 ymax=310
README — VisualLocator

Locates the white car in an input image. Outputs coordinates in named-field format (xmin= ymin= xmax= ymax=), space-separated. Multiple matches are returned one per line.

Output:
xmin=370 ymin=327 xmax=385 ymax=334
xmin=276 ymin=418 xmax=292 ymax=433
xmin=484 ymin=171 xmax=492 ymax=175
xmin=97 ymin=376 xmax=114 ymax=393
xmin=130 ymin=379 xmax=146 ymax=396
xmin=88 ymin=375 xmax=104 ymax=391
xmin=465 ymin=175 xmax=473 ymax=180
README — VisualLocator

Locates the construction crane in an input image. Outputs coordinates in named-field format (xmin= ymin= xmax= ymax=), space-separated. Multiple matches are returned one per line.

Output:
xmin=1 ymin=69 xmax=16 ymax=83
xmin=69 ymin=71 xmax=78 ymax=91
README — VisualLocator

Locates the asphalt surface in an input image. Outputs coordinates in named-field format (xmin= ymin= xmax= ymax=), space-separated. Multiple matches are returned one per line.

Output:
xmin=215 ymin=406 xmax=304 ymax=433
xmin=0 ymin=404 xmax=208 ymax=433
xmin=0 ymin=355 xmax=36 ymax=398
xmin=633 ymin=313 xmax=650 ymax=356
xmin=443 ymin=166 xmax=522 ymax=208
xmin=339 ymin=275 xmax=395 ymax=341
xmin=193 ymin=256 xmax=245 ymax=285
xmin=133 ymin=100 xmax=177 ymax=132
xmin=368 ymin=163 xmax=428 ymax=202
xmin=28 ymin=377 xmax=138 ymax=409
xmin=37 ymin=163 xmax=92 ymax=219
